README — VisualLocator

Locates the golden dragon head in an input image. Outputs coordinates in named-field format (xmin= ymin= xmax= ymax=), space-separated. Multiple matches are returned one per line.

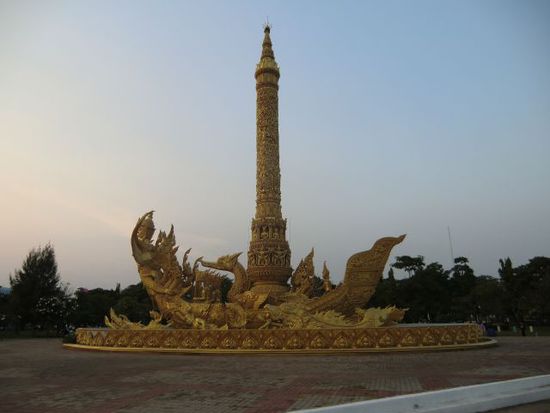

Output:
xmin=199 ymin=252 xmax=242 ymax=272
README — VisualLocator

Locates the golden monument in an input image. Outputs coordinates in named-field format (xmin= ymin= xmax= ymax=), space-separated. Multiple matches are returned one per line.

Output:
xmin=68 ymin=26 xmax=492 ymax=353
xmin=247 ymin=25 xmax=292 ymax=299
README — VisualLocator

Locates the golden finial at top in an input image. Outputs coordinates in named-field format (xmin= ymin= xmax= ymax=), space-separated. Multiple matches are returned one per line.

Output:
xmin=256 ymin=21 xmax=278 ymax=76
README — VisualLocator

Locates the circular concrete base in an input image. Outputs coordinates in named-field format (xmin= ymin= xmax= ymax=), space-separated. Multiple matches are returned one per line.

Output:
xmin=68 ymin=323 xmax=495 ymax=354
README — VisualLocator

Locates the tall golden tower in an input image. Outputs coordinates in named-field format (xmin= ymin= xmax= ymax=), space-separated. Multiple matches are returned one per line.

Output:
xmin=247 ymin=26 xmax=292 ymax=297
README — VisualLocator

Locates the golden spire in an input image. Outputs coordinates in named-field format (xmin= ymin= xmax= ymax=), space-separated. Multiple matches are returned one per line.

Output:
xmin=255 ymin=24 xmax=280 ymax=87
xmin=248 ymin=25 xmax=292 ymax=298
xmin=261 ymin=24 xmax=275 ymax=60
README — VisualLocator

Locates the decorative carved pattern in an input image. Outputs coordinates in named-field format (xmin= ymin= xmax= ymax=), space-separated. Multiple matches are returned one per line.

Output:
xmin=247 ymin=26 xmax=292 ymax=297
xmin=291 ymin=248 xmax=315 ymax=296
xmin=75 ymin=324 xmax=486 ymax=353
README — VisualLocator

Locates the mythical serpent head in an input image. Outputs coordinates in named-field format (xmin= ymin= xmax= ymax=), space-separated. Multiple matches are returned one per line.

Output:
xmin=200 ymin=252 xmax=242 ymax=271
xmin=136 ymin=211 xmax=155 ymax=242
xmin=131 ymin=211 xmax=158 ymax=267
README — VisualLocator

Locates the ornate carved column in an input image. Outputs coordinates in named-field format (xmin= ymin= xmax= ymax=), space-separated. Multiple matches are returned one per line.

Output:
xmin=247 ymin=26 xmax=292 ymax=297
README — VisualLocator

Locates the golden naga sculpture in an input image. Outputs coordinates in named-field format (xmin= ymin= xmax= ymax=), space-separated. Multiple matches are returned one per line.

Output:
xmin=107 ymin=210 xmax=408 ymax=331
xmin=104 ymin=308 xmax=169 ymax=330
xmin=104 ymin=27 xmax=407 ymax=333
xmin=71 ymin=27 xmax=493 ymax=355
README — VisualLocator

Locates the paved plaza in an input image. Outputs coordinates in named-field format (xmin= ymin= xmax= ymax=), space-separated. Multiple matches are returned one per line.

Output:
xmin=1 ymin=337 xmax=550 ymax=412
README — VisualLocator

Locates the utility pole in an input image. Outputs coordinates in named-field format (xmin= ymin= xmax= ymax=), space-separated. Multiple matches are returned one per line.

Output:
xmin=447 ymin=226 xmax=455 ymax=265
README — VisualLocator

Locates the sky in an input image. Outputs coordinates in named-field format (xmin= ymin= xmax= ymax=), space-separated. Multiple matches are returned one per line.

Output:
xmin=1 ymin=0 xmax=549 ymax=290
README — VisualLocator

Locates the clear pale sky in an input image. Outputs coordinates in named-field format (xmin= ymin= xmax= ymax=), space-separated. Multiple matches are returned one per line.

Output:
xmin=1 ymin=1 xmax=549 ymax=289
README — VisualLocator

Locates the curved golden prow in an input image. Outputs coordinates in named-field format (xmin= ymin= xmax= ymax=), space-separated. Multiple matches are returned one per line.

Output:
xmin=307 ymin=234 xmax=406 ymax=315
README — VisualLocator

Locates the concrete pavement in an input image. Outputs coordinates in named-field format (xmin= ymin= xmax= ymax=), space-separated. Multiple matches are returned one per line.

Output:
xmin=1 ymin=337 xmax=549 ymax=412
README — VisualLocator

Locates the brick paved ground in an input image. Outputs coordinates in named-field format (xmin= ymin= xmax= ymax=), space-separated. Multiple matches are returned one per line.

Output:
xmin=1 ymin=337 xmax=549 ymax=413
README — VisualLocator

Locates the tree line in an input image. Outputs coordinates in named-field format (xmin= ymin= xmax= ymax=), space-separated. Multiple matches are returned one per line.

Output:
xmin=370 ymin=255 xmax=550 ymax=326
xmin=1 ymin=244 xmax=549 ymax=336
xmin=0 ymin=244 xmax=153 ymax=335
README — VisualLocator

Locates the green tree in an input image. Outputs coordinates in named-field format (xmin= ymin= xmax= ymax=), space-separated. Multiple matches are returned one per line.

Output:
xmin=449 ymin=257 xmax=477 ymax=321
xmin=71 ymin=287 xmax=120 ymax=327
xmin=112 ymin=283 xmax=153 ymax=325
xmin=450 ymin=257 xmax=476 ymax=295
xmin=35 ymin=295 xmax=76 ymax=333
xmin=392 ymin=255 xmax=425 ymax=277
xmin=472 ymin=275 xmax=503 ymax=321
xmin=310 ymin=275 xmax=326 ymax=298
xmin=220 ymin=275 xmax=233 ymax=303
xmin=513 ymin=257 xmax=550 ymax=324
xmin=399 ymin=262 xmax=450 ymax=322
xmin=369 ymin=268 xmax=398 ymax=308
xmin=499 ymin=257 xmax=530 ymax=323
xmin=386 ymin=268 xmax=398 ymax=304
xmin=9 ymin=244 xmax=69 ymax=329
xmin=71 ymin=283 xmax=155 ymax=327
xmin=0 ymin=287 xmax=10 ymax=330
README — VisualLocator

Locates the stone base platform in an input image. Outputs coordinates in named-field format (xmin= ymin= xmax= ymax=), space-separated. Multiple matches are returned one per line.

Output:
xmin=67 ymin=323 xmax=494 ymax=354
